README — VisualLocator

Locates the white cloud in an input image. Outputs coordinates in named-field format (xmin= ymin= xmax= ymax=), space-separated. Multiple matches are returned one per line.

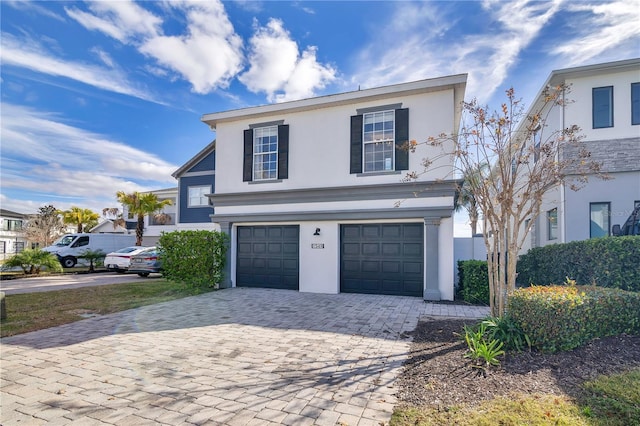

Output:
xmin=0 ymin=33 xmax=162 ymax=104
xmin=240 ymin=18 xmax=336 ymax=102
xmin=4 ymin=0 xmax=66 ymax=22
xmin=140 ymin=1 xmax=244 ymax=94
xmin=0 ymin=103 xmax=177 ymax=213
xmin=65 ymin=1 xmax=161 ymax=43
xmin=350 ymin=0 xmax=563 ymax=103
xmin=552 ymin=1 xmax=640 ymax=65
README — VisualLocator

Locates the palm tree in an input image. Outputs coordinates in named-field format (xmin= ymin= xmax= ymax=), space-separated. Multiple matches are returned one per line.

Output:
xmin=455 ymin=164 xmax=489 ymax=237
xmin=59 ymin=207 xmax=100 ymax=233
xmin=104 ymin=192 xmax=173 ymax=246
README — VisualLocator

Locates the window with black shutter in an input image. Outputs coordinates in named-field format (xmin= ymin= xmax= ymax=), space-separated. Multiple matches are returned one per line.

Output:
xmin=350 ymin=107 xmax=408 ymax=173
xmin=243 ymin=124 xmax=289 ymax=182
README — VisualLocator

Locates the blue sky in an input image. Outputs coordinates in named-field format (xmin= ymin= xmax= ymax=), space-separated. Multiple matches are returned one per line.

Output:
xmin=1 ymin=0 xmax=639 ymax=234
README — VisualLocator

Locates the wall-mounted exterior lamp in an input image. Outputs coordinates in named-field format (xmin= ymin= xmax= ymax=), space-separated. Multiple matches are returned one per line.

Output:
xmin=313 ymin=228 xmax=321 ymax=236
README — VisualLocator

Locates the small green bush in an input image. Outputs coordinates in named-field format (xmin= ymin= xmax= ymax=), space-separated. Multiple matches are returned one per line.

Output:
xmin=159 ymin=230 xmax=229 ymax=289
xmin=4 ymin=249 xmax=63 ymax=275
xmin=457 ymin=260 xmax=489 ymax=305
xmin=516 ymin=236 xmax=640 ymax=291
xmin=508 ymin=285 xmax=640 ymax=353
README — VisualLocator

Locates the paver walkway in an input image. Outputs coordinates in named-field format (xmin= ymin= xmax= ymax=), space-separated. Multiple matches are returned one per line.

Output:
xmin=1 ymin=288 xmax=489 ymax=425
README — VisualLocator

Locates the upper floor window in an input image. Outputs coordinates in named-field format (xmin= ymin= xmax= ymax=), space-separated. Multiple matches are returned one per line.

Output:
xmin=188 ymin=185 xmax=211 ymax=207
xmin=632 ymin=82 xmax=640 ymax=125
xmin=590 ymin=202 xmax=610 ymax=238
xmin=3 ymin=219 xmax=23 ymax=231
xmin=350 ymin=107 xmax=409 ymax=174
xmin=243 ymin=123 xmax=289 ymax=182
xmin=547 ymin=208 xmax=558 ymax=240
xmin=363 ymin=111 xmax=395 ymax=172
xmin=253 ymin=126 xmax=278 ymax=181
xmin=592 ymin=86 xmax=613 ymax=128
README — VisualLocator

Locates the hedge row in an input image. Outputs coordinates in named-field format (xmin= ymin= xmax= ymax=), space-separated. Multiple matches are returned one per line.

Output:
xmin=516 ymin=236 xmax=640 ymax=291
xmin=457 ymin=260 xmax=489 ymax=305
xmin=507 ymin=285 xmax=640 ymax=353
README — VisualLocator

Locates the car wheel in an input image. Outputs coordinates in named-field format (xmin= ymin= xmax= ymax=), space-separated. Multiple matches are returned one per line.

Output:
xmin=61 ymin=257 xmax=77 ymax=268
xmin=137 ymin=272 xmax=150 ymax=277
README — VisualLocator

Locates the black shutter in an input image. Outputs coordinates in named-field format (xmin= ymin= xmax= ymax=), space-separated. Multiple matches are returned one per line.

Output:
xmin=395 ymin=108 xmax=409 ymax=171
xmin=243 ymin=129 xmax=253 ymax=182
xmin=277 ymin=125 xmax=289 ymax=179
xmin=350 ymin=115 xmax=363 ymax=174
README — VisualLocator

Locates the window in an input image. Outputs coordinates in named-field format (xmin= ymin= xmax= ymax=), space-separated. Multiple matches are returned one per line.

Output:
xmin=14 ymin=242 xmax=25 ymax=253
xmin=363 ymin=110 xmax=395 ymax=172
xmin=632 ymin=82 xmax=640 ymax=125
xmin=188 ymin=186 xmax=211 ymax=207
xmin=71 ymin=236 xmax=89 ymax=248
xmin=3 ymin=219 xmax=22 ymax=231
xmin=243 ymin=123 xmax=289 ymax=182
xmin=593 ymin=86 xmax=613 ymax=128
xmin=253 ymin=126 xmax=278 ymax=180
xmin=350 ymin=107 xmax=409 ymax=174
xmin=0 ymin=241 xmax=5 ymax=254
xmin=590 ymin=202 xmax=610 ymax=238
xmin=547 ymin=208 xmax=558 ymax=240
xmin=533 ymin=130 xmax=541 ymax=163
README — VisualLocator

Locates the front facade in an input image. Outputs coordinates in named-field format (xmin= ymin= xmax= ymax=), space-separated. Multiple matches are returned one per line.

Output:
xmin=521 ymin=58 xmax=640 ymax=253
xmin=0 ymin=209 xmax=29 ymax=260
xmin=201 ymin=76 xmax=467 ymax=300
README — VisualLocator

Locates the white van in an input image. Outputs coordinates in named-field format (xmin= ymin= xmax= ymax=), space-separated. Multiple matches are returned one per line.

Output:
xmin=43 ymin=233 xmax=137 ymax=268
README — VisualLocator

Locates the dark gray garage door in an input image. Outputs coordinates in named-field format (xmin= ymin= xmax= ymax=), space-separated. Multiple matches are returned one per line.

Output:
xmin=237 ymin=225 xmax=299 ymax=290
xmin=341 ymin=223 xmax=423 ymax=296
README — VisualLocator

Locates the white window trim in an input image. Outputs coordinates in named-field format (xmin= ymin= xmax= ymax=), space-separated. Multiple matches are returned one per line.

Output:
xmin=188 ymin=185 xmax=211 ymax=207
xmin=362 ymin=110 xmax=395 ymax=173
xmin=253 ymin=125 xmax=278 ymax=181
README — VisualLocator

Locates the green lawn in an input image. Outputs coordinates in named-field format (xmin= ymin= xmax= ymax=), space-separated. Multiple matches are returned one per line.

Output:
xmin=1 ymin=278 xmax=215 ymax=337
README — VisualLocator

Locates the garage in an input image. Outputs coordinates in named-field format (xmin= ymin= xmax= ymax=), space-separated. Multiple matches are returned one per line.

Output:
xmin=340 ymin=223 xmax=423 ymax=297
xmin=236 ymin=225 xmax=299 ymax=290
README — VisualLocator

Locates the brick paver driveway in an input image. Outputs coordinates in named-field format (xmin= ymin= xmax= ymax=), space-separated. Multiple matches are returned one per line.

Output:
xmin=1 ymin=288 xmax=488 ymax=425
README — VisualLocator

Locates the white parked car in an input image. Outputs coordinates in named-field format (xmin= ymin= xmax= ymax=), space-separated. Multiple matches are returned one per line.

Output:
xmin=104 ymin=246 xmax=150 ymax=273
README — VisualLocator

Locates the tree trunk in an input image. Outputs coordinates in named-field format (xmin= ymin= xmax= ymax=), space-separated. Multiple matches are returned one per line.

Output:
xmin=136 ymin=214 xmax=144 ymax=246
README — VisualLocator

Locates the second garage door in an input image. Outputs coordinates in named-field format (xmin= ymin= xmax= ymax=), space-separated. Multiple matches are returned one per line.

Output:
xmin=236 ymin=225 xmax=299 ymax=290
xmin=340 ymin=223 xmax=423 ymax=297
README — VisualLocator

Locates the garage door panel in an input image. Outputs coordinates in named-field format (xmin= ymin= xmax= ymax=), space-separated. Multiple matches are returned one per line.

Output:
xmin=341 ymin=223 xmax=423 ymax=297
xmin=237 ymin=225 xmax=299 ymax=290
xmin=382 ymin=243 xmax=401 ymax=256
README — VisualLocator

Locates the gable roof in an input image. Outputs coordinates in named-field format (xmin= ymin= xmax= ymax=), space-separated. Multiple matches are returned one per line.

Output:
xmin=172 ymin=139 xmax=216 ymax=179
xmin=0 ymin=209 xmax=28 ymax=219
xmin=201 ymin=74 xmax=468 ymax=130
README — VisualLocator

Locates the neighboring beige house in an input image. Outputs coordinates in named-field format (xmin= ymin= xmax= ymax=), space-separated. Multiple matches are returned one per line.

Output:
xmin=0 ymin=209 xmax=29 ymax=261
xmin=519 ymin=58 xmax=640 ymax=253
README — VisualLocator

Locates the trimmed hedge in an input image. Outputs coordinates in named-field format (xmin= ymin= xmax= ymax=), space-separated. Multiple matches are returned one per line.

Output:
xmin=508 ymin=285 xmax=640 ymax=353
xmin=516 ymin=236 xmax=640 ymax=291
xmin=457 ymin=260 xmax=489 ymax=305
xmin=159 ymin=230 xmax=229 ymax=289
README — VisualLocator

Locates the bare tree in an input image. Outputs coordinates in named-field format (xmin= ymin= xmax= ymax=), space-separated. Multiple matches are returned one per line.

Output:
xmin=25 ymin=205 xmax=65 ymax=247
xmin=407 ymin=86 xmax=606 ymax=316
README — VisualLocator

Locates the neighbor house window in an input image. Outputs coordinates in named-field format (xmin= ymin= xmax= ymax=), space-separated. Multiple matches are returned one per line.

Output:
xmin=253 ymin=126 xmax=278 ymax=181
xmin=547 ymin=208 xmax=558 ymax=240
xmin=14 ymin=242 xmax=25 ymax=253
xmin=590 ymin=202 xmax=610 ymax=238
xmin=632 ymin=82 xmax=640 ymax=125
xmin=3 ymin=219 xmax=22 ymax=231
xmin=363 ymin=110 xmax=395 ymax=172
xmin=188 ymin=185 xmax=211 ymax=207
xmin=593 ymin=86 xmax=613 ymax=128
xmin=0 ymin=241 xmax=5 ymax=254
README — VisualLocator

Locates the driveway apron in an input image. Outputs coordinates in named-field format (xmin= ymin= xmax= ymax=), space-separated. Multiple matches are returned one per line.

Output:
xmin=1 ymin=288 xmax=489 ymax=425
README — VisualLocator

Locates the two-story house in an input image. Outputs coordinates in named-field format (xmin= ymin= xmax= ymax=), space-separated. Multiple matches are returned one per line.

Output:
xmin=0 ymin=209 xmax=29 ymax=260
xmin=199 ymin=75 xmax=467 ymax=300
xmin=520 ymin=58 xmax=640 ymax=252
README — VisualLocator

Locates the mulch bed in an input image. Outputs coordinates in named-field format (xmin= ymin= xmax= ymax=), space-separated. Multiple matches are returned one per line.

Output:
xmin=396 ymin=317 xmax=640 ymax=409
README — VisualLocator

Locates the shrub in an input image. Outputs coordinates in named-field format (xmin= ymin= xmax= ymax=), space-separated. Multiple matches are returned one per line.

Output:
xmin=516 ymin=236 xmax=640 ymax=291
xmin=481 ymin=315 xmax=531 ymax=352
xmin=159 ymin=230 xmax=229 ymax=289
xmin=4 ymin=249 xmax=63 ymax=275
xmin=457 ymin=260 xmax=489 ymax=305
xmin=507 ymin=284 xmax=640 ymax=353
xmin=462 ymin=322 xmax=505 ymax=371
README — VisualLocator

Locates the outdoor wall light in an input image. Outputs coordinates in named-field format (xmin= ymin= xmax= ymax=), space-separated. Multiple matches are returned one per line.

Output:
xmin=313 ymin=228 xmax=321 ymax=236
